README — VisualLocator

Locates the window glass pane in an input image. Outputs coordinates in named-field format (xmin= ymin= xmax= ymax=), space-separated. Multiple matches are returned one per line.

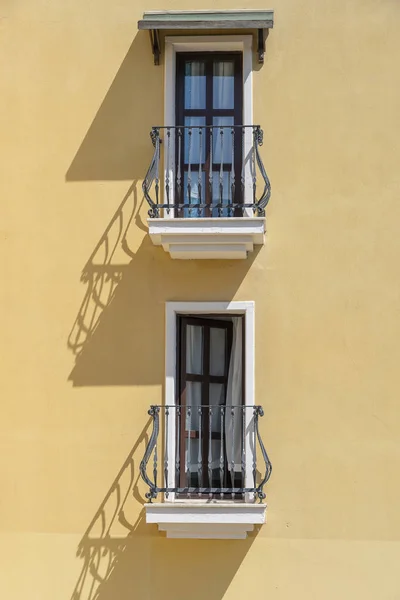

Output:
xmin=185 ymin=381 xmax=201 ymax=473
xmin=209 ymin=383 xmax=225 ymax=420
xmin=184 ymin=61 xmax=206 ymax=109
xmin=209 ymin=385 xmax=225 ymax=470
xmin=210 ymin=328 xmax=226 ymax=376
xmin=213 ymin=60 xmax=235 ymax=109
xmin=183 ymin=171 xmax=206 ymax=218
xmin=212 ymin=116 xmax=234 ymax=164
xmin=211 ymin=171 xmax=233 ymax=217
xmin=184 ymin=116 xmax=206 ymax=165
xmin=185 ymin=381 xmax=201 ymax=430
xmin=186 ymin=325 xmax=203 ymax=374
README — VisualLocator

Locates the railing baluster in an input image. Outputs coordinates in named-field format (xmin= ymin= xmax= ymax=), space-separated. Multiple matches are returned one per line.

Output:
xmin=164 ymin=406 xmax=169 ymax=498
xmin=139 ymin=405 xmax=160 ymax=501
xmin=252 ymin=127 xmax=257 ymax=208
xmin=198 ymin=127 xmax=202 ymax=217
xmin=177 ymin=128 xmax=182 ymax=215
xmin=187 ymin=127 xmax=192 ymax=217
xmin=165 ymin=128 xmax=171 ymax=215
xmin=241 ymin=127 xmax=246 ymax=216
xmin=253 ymin=126 xmax=271 ymax=216
xmin=198 ymin=406 xmax=202 ymax=494
xmin=176 ymin=405 xmax=181 ymax=491
xmin=220 ymin=405 xmax=225 ymax=498
xmin=209 ymin=127 xmax=213 ymax=214
xmin=253 ymin=406 xmax=257 ymax=492
xmin=155 ymin=129 xmax=160 ymax=208
xmin=187 ymin=405 xmax=191 ymax=496
xmin=230 ymin=406 xmax=235 ymax=499
xmin=153 ymin=434 xmax=158 ymax=492
xmin=208 ymin=405 xmax=212 ymax=498
xmin=230 ymin=127 xmax=235 ymax=217
xmin=254 ymin=406 xmax=272 ymax=501
xmin=219 ymin=127 xmax=224 ymax=217
xmin=241 ymin=405 xmax=246 ymax=494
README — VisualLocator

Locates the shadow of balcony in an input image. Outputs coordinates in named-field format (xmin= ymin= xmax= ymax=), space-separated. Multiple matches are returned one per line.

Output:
xmin=70 ymin=416 xmax=258 ymax=600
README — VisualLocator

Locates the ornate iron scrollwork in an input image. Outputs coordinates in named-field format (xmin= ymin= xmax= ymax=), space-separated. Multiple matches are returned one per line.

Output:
xmin=142 ymin=125 xmax=271 ymax=218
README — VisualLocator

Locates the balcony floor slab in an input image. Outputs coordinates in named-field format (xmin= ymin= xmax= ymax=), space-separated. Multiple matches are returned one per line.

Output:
xmin=144 ymin=502 xmax=266 ymax=539
xmin=148 ymin=217 xmax=266 ymax=259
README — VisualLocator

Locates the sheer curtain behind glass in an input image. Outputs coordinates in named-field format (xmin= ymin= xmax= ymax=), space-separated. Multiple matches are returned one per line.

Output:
xmin=226 ymin=317 xmax=243 ymax=472
xmin=185 ymin=324 xmax=202 ymax=473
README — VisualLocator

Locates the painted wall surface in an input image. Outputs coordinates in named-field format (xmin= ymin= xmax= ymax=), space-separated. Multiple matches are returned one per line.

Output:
xmin=1 ymin=0 xmax=400 ymax=598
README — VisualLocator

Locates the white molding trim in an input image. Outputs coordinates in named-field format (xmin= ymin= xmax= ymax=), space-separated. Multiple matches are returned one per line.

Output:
xmin=145 ymin=502 xmax=266 ymax=539
xmin=148 ymin=216 xmax=265 ymax=259
xmin=163 ymin=35 xmax=254 ymax=218
xmin=165 ymin=301 xmax=256 ymax=503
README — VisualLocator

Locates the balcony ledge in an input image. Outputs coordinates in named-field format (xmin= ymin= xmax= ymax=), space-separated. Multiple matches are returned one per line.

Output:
xmin=148 ymin=217 xmax=266 ymax=259
xmin=144 ymin=502 xmax=266 ymax=539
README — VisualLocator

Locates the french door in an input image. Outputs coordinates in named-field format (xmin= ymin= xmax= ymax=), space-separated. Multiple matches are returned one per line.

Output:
xmin=175 ymin=52 xmax=243 ymax=217
xmin=177 ymin=315 xmax=244 ymax=496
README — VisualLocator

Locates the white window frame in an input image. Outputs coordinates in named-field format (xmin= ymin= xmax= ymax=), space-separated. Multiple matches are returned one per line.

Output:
xmin=163 ymin=35 xmax=254 ymax=218
xmin=165 ymin=301 xmax=256 ymax=502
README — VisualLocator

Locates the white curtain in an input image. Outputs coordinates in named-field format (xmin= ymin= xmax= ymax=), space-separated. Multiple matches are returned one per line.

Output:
xmin=185 ymin=324 xmax=202 ymax=472
xmin=225 ymin=317 xmax=243 ymax=471
xmin=213 ymin=61 xmax=234 ymax=110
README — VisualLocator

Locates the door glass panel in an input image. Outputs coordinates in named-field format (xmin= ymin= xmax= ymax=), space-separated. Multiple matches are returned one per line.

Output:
xmin=184 ymin=61 xmax=206 ymax=109
xmin=185 ymin=382 xmax=202 ymax=426
xmin=211 ymin=171 xmax=233 ymax=217
xmin=212 ymin=116 xmax=234 ymax=164
xmin=210 ymin=328 xmax=226 ymax=376
xmin=209 ymin=383 xmax=225 ymax=425
xmin=185 ymin=381 xmax=201 ymax=474
xmin=183 ymin=171 xmax=206 ymax=217
xmin=184 ymin=116 xmax=206 ymax=165
xmin=209 ymin=383 xmax=225 ymax=470
xmin=186 ymin=325 xmax=203 ymax=374
xmin=213 ymin=60 xmax=235 ymax=109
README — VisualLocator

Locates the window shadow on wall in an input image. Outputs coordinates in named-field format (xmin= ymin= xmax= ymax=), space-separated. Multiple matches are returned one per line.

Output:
xmin=70 ymin=417 xmax=258 ymax=600
xmin=68 ymin=180 xmax=261 ymax=386
xmin=66 ymin=31 xmax=160 ymax=182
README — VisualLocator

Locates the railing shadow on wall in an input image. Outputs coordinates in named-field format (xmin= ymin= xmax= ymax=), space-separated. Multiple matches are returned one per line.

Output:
xmin=67 ymin=181 xmax=261 ymax=387
xmin=69 ymin=418 xmax=150 ymax=600
xmin=66 ymin=32 xmax=262 ymax=600
xmin=69 ymin=416 xmax=259 ymax=600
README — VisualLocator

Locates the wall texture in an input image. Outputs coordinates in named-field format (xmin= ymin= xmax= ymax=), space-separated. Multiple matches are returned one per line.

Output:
xmin=1 ymin=0 xmax=400 ymax=598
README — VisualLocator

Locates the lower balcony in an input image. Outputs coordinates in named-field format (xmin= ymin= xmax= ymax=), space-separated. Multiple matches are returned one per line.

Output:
xmin=140 ymin=405 xmax=272 ymax=539
xmin=143 ymin=125 xmax=271 ymax=259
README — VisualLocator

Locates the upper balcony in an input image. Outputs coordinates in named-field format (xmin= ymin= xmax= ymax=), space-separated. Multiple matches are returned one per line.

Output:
xmin=143 ymin=124 xmax=271 ymax=259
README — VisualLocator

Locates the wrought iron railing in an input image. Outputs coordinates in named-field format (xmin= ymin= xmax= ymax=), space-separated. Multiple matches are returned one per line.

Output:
xmin=140 ymin=405 xmax=272 ymax=502
xmin=143 ymin=125 xmax=271 ymax=218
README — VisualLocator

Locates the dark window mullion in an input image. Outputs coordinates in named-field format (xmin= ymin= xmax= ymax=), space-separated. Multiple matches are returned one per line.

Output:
xmin=203 ymin=57 xmax=213 ymax=216
xmin=202 ymin=325 xmax=211 ymax=487
xmin=179 ymin=318 xmax=187 ymax=488
xmin=234 ymin=54 xmax=243 ymax=214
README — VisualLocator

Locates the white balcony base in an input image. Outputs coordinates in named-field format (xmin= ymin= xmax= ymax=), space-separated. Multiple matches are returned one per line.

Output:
xmin=148 ymin=217 xmax=266 ymax=259
xmin=144 ymin=502 xmax=266 ymax=539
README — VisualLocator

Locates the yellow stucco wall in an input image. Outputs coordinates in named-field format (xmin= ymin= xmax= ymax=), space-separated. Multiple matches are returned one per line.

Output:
xmin=1 ymin=0 xmax=400 ymax=598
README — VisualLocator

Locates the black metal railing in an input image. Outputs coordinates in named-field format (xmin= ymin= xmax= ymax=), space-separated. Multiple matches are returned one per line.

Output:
xmin=143 ymin=125 xmax=271 ymax=218
xmin=140 ymin=405 xmax=272 ymax=502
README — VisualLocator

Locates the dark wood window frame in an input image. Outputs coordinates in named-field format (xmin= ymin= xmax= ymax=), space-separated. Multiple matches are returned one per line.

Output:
xmin=175 ymin=52 xmax=244 ymax=217
xmin=176 ymin=314 xmax=245 ymax=494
